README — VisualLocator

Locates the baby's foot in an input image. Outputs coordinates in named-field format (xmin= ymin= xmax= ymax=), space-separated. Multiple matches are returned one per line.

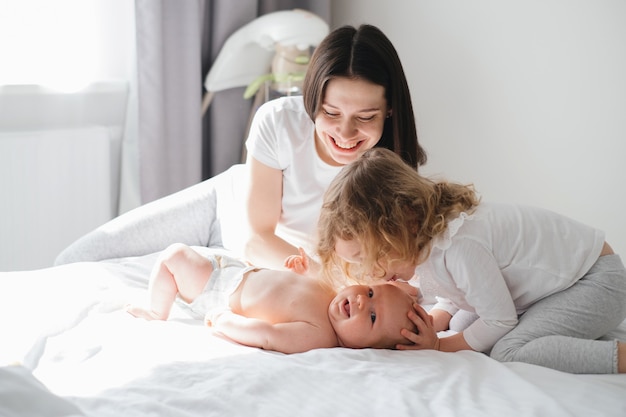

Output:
xmin=125 ymin=304 xmax=165 ymax=320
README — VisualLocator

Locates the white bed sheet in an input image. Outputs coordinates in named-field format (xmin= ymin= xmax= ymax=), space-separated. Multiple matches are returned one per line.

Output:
xmin=2 ymin=248 xmax=626 ymax=417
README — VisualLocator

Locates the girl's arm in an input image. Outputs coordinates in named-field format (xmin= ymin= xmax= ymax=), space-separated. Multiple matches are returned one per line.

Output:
xmin=207 ymin=310 xmax=335 ymax=354
xmin=244 ymin=157 xmax=300 ymax=269
xmin=443 ymin=242 xmax=518 ymax=352
xmin=399 ymin=241 xmax=519 ymax=352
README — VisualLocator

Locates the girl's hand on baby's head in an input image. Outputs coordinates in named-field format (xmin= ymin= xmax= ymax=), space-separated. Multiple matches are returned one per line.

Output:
xmin=396 ymin=303 xmax=440 ymax=351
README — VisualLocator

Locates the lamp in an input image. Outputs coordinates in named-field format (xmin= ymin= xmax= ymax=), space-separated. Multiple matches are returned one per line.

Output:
xmin=202 ymin=9 xmax=329 ymax=115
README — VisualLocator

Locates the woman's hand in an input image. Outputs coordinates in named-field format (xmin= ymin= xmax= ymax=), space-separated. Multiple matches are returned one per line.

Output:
xmin=396 ymin=303 xmax=440 ymax=351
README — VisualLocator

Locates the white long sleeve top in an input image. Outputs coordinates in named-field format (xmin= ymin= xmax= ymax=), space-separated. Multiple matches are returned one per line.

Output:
xmin=417 ymin=202 xmax=605 ymax=352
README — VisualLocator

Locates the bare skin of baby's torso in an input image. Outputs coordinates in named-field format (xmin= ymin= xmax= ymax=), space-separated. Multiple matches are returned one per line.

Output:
xmin=229 ymin=268 xmax=336 ymax=330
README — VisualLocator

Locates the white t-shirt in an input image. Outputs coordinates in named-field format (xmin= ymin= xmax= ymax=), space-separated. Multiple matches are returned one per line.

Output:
xmin=245 ymin=96 xmax=343 ymax=254
xmin=417 ymin=202 xmax=605 ymax=352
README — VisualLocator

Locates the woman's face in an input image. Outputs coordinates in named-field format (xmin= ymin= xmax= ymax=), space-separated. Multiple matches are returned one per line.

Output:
xmin=314 ymin=77 xmax=389 ymax=166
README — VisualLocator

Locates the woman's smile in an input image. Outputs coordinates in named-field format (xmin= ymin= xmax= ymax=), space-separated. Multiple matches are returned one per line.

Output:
xmin=331 ymin=136 xmax=364 ymax=151
xmin=314 ymin=77 xmax=388 ymax=166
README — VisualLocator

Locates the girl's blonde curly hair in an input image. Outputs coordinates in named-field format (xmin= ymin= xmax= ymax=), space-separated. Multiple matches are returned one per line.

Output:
xmin=317 ymin=148 xmax=479 ymax=288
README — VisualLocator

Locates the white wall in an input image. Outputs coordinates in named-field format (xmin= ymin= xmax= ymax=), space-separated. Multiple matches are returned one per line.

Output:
xmin=332 ymin=0 xmax=626 ymax=256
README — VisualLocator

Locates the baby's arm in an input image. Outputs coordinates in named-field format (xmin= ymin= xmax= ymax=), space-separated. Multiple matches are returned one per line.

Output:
xmin=206 ymin=310 xmax=335 ymax=353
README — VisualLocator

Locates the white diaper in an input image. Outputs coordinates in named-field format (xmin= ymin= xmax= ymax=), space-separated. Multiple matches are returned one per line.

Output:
xmin=183 ymin=255 xmax=256 ymax=319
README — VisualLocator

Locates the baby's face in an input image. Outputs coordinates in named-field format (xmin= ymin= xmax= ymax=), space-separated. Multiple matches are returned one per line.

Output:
xmin=328 ymin=282 xmax=415 ymax=349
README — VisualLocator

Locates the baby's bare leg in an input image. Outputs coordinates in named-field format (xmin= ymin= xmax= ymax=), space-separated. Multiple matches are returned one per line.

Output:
xmin=127 ymin=243 xmax=215 ymax=320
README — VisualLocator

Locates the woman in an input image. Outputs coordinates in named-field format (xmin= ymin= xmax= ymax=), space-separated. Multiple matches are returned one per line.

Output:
xmin=244 ymin=24 xmax=426 ymax=270
xmin=55 ymin=24 xmax=426 ymax=268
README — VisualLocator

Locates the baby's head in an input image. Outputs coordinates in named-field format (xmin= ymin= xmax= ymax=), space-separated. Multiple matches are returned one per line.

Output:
xmin=327 ymin=282 xmax=418 ymax=349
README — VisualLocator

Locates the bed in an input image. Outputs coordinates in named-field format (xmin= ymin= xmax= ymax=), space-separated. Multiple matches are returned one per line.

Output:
xmin=2 ymin=166 xmax=626 ymax=417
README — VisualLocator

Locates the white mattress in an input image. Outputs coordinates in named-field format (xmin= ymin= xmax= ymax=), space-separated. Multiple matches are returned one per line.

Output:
xmin=2 ymin=248 xmax=625 ymax=417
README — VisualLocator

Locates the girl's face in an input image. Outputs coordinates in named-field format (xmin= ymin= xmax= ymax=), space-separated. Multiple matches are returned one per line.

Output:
xmin=328 ymin=283 xmax=414 ymax=348
xmin=334 ymin=238 xmax=417 ymax=282
xmin=314 ymin=77 xmax=389 ymax=167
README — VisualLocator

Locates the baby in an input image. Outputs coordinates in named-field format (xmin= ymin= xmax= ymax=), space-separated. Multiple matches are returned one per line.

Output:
xmin=127 ymin=243 xmax=417 ymax=354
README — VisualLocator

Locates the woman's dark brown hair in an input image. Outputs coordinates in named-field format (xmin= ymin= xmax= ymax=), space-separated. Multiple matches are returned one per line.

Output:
xmin=302 ymin=24 xmax=426 ymax=168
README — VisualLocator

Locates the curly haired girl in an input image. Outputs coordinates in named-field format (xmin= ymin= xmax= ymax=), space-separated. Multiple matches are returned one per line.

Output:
xmin=317 ymin=147 xmax=626 ymax=374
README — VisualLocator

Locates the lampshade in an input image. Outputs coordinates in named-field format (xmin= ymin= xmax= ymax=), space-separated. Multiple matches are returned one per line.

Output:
xmin=202 ymin=9 xmax=329 ymax=113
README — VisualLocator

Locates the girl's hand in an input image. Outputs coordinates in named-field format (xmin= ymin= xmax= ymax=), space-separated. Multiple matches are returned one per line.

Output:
xmin=284 ymin=247 xmax=310 ymax=275
xmin=396 ymin=303 xmax=441 ymax=351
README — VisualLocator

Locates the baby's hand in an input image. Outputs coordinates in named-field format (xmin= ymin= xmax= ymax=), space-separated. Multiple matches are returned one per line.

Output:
xmin=284 ymin=247 xmax=310 ymax=275
xmin=205 ymin=308 xmax=230 ymax=327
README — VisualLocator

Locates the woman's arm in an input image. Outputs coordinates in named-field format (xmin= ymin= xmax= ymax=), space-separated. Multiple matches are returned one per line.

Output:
xmin=244 ymin=157 xmax=300 ymax=269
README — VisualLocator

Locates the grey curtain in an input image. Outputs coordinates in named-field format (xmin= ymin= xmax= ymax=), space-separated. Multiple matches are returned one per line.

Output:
xmin=134 ymin=0 xmax=205 ymax=205
xmin=132 ymin=0 xmax=330 ymax=206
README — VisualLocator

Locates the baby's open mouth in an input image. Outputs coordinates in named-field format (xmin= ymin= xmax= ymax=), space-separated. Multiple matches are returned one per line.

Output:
xmin=343 ymin=300 xmax=351 ymax=317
